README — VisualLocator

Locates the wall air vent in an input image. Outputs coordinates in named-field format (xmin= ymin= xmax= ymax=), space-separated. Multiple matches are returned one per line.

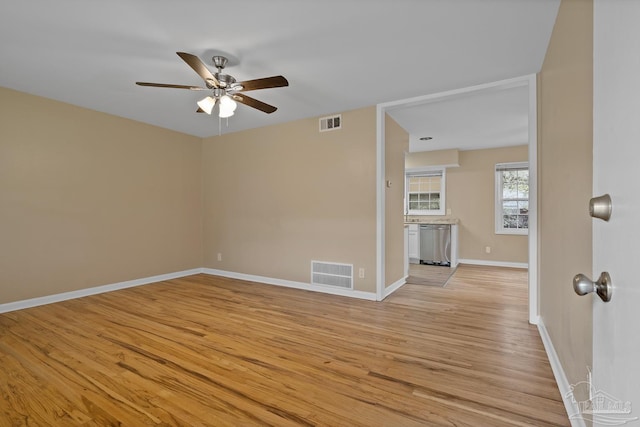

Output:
xmin=311 ymin=261 xmax=353 ymax=289
xmin=319 ymin=114 xmax=342 ymax=132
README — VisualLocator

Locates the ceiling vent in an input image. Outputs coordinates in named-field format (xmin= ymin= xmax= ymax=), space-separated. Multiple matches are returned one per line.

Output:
xmin=319 ymin=114 xmax=342 ymax=132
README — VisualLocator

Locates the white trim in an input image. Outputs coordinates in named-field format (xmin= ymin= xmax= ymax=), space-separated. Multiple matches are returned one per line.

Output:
xmin=376 ymin=74 xmax=539 ymax=322
xmin=203 ymin=268 xmax=377 ymax=301
xmin=379 ymin=75 xmax=534 ymax=110
xmin=383 ymin=276 xmax=407 ymax=299
xmin=527 ymin=73 xmax=539 ymax=325
xmin=376 ymin=103 xmax=385 ymax=301
xmin=495 ymin=229 xmax=529 ymax=236
xmin=458 ymin=259 xmax=528 ymax=269
xmin=0 ymin=268 xmax=204 ymax=314
xmin=537 ymin=320 xmax=586 ymax=427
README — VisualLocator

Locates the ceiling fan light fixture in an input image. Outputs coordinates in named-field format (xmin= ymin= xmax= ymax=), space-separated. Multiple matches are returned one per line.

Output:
xmin=197 ymin=96 xmax=216 ymax=115
xmin=218 ymin=95 xmax=237 ymax=118
xmin=218 ymin=108 xmax=234 ymax=118
xmin=136 ymin=52 xmax=287 ymax=117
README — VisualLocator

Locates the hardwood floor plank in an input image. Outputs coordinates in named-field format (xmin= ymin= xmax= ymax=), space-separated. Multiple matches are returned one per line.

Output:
xmin=0 ymin=265 xmax=568 ymax=426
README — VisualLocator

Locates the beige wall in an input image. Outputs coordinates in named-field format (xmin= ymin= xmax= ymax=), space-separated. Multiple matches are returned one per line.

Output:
xmin=1 ymin=90 xmax=380 ymax=301
xmin=201 ymin=107 xmax=378 ymax=293
xmin=538 ymin=0 xmax=593 ymax=402
xmin=405 ymin=149 xmax=459 ymax=169
xmin=0 ymin=87 xmax=203 ymax=304
xmin=407 ymin=145 xmax=529 ymax=264
xmin=449 ymin=146 xmax=529 ymax=264
xmin=385 ymin=115 xmax=409 ymax=287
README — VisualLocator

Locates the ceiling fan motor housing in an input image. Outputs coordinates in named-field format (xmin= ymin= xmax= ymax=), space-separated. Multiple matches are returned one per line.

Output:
xmin=212 ymin=55 xmax=228 ymax=70
xmin=215 ymin=73 xmax=236 ymax=88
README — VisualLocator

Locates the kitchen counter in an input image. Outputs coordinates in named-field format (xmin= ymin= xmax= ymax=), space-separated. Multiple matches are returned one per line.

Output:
xmin=404 ymin=217 xmax=459 ymax=225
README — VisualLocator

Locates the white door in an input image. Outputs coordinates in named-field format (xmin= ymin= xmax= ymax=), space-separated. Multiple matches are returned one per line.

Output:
xmin=591 ymin=1 xmax=640 ymax=426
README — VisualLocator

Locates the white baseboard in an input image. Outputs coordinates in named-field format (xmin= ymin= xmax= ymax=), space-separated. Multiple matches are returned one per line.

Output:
xmin=0 ymin=268 xmax=204 ymax=314
xmin=203 ymin=268 xmax=377 ymax=301
xmin=529 ymin=314 xmax=540 ymax=326
xmin=383 ymin=276 xmax=407 ymax=299
xmin=0 ymin=267 xmax=378 ymax=314
xmin=537 ymin=319 xmax=585 ymax=427
xmin=458 ymin=258 xmax=528 ymax=269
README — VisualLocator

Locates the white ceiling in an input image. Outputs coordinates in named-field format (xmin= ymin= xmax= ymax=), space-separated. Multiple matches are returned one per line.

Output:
xmin=0 ymin=1 xmax=559 ymax=141
xmin=388 ymin=84 xmax=530 ymax=152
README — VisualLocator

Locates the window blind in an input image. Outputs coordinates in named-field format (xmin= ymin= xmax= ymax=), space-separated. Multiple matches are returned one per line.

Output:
xmin=496 ymin=162 xmax=528 ymax=172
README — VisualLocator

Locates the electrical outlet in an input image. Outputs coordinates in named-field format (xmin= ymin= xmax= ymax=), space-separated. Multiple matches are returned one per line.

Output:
xmin=485 ymin=246 xmax=491 ymax=254
xmin=359 ymin=268 xmax=365 ymax=279
xmin=217 ymin=253 xmax=222 ymax=261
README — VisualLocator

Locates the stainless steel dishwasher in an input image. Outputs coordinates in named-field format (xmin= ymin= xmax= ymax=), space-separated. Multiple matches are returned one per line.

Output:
xmin=419 ymin=224 xmax=451 ymax=266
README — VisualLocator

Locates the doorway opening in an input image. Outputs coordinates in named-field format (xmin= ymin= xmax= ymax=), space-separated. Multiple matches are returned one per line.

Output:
xmin=375 ymin=74 xmax=538 ymax=324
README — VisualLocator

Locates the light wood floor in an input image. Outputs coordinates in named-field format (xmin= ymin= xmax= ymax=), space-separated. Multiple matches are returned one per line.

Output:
xmin=406 ymin=263 xmax=456 ymax=287
xmin=0 ymin=265 xmax=568 ymax=426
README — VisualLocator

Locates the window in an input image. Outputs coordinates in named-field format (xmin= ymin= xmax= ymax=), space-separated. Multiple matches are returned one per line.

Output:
xmin=495 ymin=162 xmax=529 ymax=235
xmin=406 ymin=169 xmax=445 ymax=216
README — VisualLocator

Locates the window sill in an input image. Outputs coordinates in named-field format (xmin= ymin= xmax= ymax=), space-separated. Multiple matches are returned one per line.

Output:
xmin=495 ymin=229 xmax=529 ymax=236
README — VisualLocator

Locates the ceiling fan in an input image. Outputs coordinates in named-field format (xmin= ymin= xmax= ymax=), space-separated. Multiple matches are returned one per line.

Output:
xmin=136 ymin=52 xmax=288 ymax=118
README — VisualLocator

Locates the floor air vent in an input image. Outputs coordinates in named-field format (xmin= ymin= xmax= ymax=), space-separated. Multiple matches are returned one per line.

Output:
xmin=311 ymin=261 xmax=353 ymax=289
xmin=319 ymin=114 xmax=341 ymax=132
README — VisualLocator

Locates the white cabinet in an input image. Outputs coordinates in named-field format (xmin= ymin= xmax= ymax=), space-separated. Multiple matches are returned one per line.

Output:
xmin=404 ymin=225 xmax=409 ymax=277
xmin=450 ymin=224 xmax=459 ymax=268
xmin=408 ymin=224 xmax=420 ymax=264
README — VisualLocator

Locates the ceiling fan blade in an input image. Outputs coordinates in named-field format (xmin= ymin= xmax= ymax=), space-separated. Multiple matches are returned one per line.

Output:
xmin=136 ymin=82 xmax=207 ymax=90
xmin=196 ymin=107 xmax=205 ymax=113
xmin=237 ymin=75 xmax=289 ymax=92
xmin=176 ymin=52 xmax=219 ymax=88
xmin=233 ymin=93 xmax=277 ymax=114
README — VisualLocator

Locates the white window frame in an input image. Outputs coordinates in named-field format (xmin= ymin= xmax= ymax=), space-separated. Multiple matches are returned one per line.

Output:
xmin=405 ymin=167 xmax=446 ymax=216
xmin=495 ymin=162 xmax=529 ymax=235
